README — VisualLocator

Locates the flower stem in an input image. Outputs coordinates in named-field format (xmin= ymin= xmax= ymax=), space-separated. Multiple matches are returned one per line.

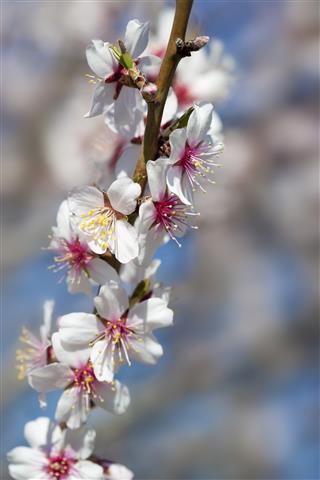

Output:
xmin=133 ymin=0 xmax=194 ymax=191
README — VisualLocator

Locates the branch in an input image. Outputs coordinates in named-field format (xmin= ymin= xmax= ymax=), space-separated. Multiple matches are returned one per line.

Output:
xmin=133 ymin=0 xmax=194 ymax=191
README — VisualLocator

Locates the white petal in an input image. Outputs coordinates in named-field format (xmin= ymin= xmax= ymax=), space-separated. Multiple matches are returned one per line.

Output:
xmin=90 ymin=340 xmax=114 ymax=382
xmin=94 ymin=282 xmax=128 ymax=320
xmin=67 ymin=269 xmax=92 ymax=296
xmin=70 ymin=460 xmax=104 ymax=480
xmin=87 ymin=257 xmax=119 ymax=286
xmin=106 ymin=463 xmax=134 ymax=480
xmin=68 ymin=186 xmax=104 ymax=217
xmin=146 ymin=158 xmax=169 ymax=201
xmin=136 ymin=229 xmax=167 ymax=267
xmin=124 ymin=19 xmax=149 ymax=59
xmin=128 ymin=297 xmax=173 ymax=331
xmin=114 ymin=219 xmax=139 ymax=264
xmin=107 ymin=177 xmax=141 ymax=215
xmin=65 ymin=427 xmax=96 ymax=460
xmin=39 ymin=299 xmax=54 ymax=343
xmin=137 ymin=200 xmax=157 ymax=234
xmin=85 ymin=83 xmax=114 ymax=118
xmin=58 ymin=313 xmax=101 ymax=346
xmin=54 ymin=200 xmax=73 ymax=242
xmin=138 ymin=55 xmax=161 ymax=80
xmin=161 ymin=87 xmax=178 ymax=126
xmin=167 ymin=164 xmax=193 ymax=205
xmin=24 ymin=417 xmax=62 ymax=449
xmin=52 ymin=333 xmax=91 ymax=368
xmin=115 ymin=144 xmax=141 ymax=179
xmin=28 ymin=363 xmax=72 ymax=393
xmin=113 ymin=88 xmax=144 ymax=131
xmin=187 ymin=103 xmax=213 ymax=146
xmin=129 ymin=334 xmax=163 ymax=364
xmin=86 ymin=40 xmax=116 ymax=79
xmin=95 ymin=380 xmax=130 ymax=415
xmin=7 ymin=447 xmax=46 ymax=480
xmin=168 ymin=127 xmax=187 ymax=163
xmin=55 ymin=387 xmax=88 ymax=430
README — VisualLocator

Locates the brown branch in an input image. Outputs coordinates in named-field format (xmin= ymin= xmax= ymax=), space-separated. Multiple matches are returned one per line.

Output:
xmin=133 ymin=0 xmax=194 ymax=191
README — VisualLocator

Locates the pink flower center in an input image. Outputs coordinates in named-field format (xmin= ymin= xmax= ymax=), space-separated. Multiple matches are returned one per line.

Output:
xmin=174 ymin=82 xmax=195 ymax=108
xmin=54 ymin=238 xmax=93 ymax=276
xmin=153 ymin=194 xmax=191 ymax=245
xmin=105 ymin=65 xmax=127 ymax=100
xmin=46 ymin=453 xmax=74 ymax=479
xmin=73 ymin=362 xmax=97 ymax=394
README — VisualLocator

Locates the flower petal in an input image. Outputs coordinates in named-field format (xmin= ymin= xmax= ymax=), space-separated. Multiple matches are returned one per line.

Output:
xmin=146 ymin=158 xmax=169 ymax=201
xmin=114 ymin=219 xmax=139 ymax=264
xmin=187 ymin=103 xmax=213 ymax=146
xmin=68 ymin=186 xmax=104 ymax=217
xmin=28 ymin=363 xmax=73 ymax=393
xmin=70 ymin=460 xmax=104 ymax=480
xmin=129 ymin=333 xmax=163 ymax=364
xmin=65 ymin=427 xmax=96 ymax=460
xmin=90 ymin=340 xmax=114 ymax=382
xmin=7 ymin=447 xmax=46 ymax=480
xmin=106 ymin=463 xmax=134 ymax=480
xmin=24 ymin=417 xmax=62 ymax=450
xmin=39 ymin=299 xmax=54 ymax=344
xmin=113 ymin=88 xmax=144 ymax=131
xmin=115 ymin=144 xmax=141 ymax=179
xmin=55 ymin=387 xmax=88 ymax=430
xmin=87 ymin=257 xmax=119 ymax=286
xmin=124 ymin=19 xmax=149 ymax=59
xmin=85 ymin=83 xmax=114 ymax=118
xmin=168 ymin=127 xmax=187 ymax=163
xmin=167 ymin=164 xmax=193 ymax=205
xmin=94 ymin=282 xmax=128 ymax=320
xmin=52 ymin=333 xmax=91 ymax=369
xmin=128 ymin=297 xmax=173 ymax=331
xmin=95 ymin=380 xmax=130 ymax=415
xmin=107 ymin=177 xmax=141 ymax=215
xmin=138 ymin=55 xmax=161 ymax=81
xmin=86 ymin=40 xmax=116 ymax=79
xmin=58 ymin=313 xmax=101 ymax=346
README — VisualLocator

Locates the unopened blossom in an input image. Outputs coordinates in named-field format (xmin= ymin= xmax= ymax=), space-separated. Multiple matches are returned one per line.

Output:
xmin=58 ymin=281 xmax=173 ymax=383
xmin=16 ymin=300 xmax=54 ymax=381
xmin=166 ymin=103 xmax=224 ymax=205
xmin=86 ymin=19 xmax=161 ymax=128
xmin=29 ymin=333 xmax=130 ymax=429
xmin=7 ymin=417 xmax=104 ymax=480
xmin=49 ymin=200 xmax=119 ymax=294
xmin=138 ymin=159 xmax=197 ymax=257
xmin=69 ymin=177 xmax=141 ymax=263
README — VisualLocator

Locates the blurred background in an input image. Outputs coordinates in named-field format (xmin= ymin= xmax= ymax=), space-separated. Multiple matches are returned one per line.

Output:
xmin=2 ymin=1 xmax=319 ymax=479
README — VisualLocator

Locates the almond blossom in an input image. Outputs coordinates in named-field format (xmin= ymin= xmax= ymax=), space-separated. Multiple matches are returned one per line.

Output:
xmin=28 ymin=332 xmax=130 ymax=429
xmin=85 ymin=19 xmax=161 ymax=128
xmin=7 ymin=417 xmax=104 ymax=480
xmin=57 ymin=281 xmax=173 ymax=383
xmin=16 ymin=300 xmax=54 ymax=380
xmin=166 ymin=103 xmax=224 ymax=205
xmin=68 ymin=177 xmax=141 ymax=263
xmin=49 ymin=200 xmax=119 ymax=294
xmin=138 ymin=158 xmax=197 ymax=256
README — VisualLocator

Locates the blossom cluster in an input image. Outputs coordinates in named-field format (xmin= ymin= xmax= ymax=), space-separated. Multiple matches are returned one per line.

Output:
xmin=9 ymin=12 xmax=233 ymax=480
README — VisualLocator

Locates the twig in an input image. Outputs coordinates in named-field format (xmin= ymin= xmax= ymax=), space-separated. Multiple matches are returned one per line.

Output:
xmin=133 ymin=0 xmax=194 ymax=191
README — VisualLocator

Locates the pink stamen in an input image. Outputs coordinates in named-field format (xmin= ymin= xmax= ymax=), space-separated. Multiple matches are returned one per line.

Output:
xmin=153 ymin=194 xmax=192 ymax=246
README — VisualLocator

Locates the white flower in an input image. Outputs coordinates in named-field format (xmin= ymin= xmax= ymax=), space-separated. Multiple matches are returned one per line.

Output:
xmin=58 ymin=281 xmax=173 ymax=383
xmin=16 ymin=300 xmax=54 ymax=380
xmin=7 ymin=417 xmax=104 ymax=480
xmin=166 ymin=103 xmax=224 ymax=205
xmin=28 ymin=333 xmax=130 ymax=429
xmin=85 ymin=19 xmax=161 ymax=128
xmin=69 ymin=178 xmax=141 ymax=263
xmin=138 ymin=159 xmax=197 ymax=253
xmin=49 ymin=200 xmax=119 ymax=294
xmin=175 ymin=38 xmax=235 ymax=109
